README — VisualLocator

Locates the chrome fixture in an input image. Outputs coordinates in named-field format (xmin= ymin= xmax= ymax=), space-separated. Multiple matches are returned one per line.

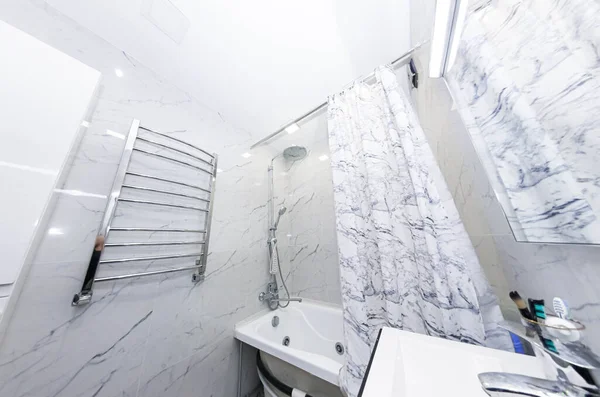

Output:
xmin=282 ymin=146 xmax=307 ymax=161
xmin=72 ymin=119 xmax=218 ymax=306
xmin=479 ymin=371 xmax=600 ymax=397
xmin=480 ymin=322 xmax=600 ymax=395
xmin=271 ymin=297 xmax=303 ymax=303
xmin=259 ymin=282 xmax=302 ymax=310
xmin=272 ymin=206 xmax=287 ymax=231
xmin=250 ymin=42 xmax=426 ymax=149
xmin=500 ymin=321 xmax=600 ymax=372
xmin=262 ymin=157 xmax=303 ymax=310
xmin=271 ymin=316 xmax=279 ymax=327
xmin=335 ymin=342 xmax=345 ymax=355
xmin=282 ymin=336 xmax=290 ymax=346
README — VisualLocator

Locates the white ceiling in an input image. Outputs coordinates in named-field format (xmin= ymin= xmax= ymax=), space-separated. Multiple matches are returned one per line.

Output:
xmin=46 ymin=0 xmax=411 ymax=140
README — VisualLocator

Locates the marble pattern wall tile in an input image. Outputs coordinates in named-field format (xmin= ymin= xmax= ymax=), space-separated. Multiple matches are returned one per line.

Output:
xmin=409 ymin=0 xmax=600 ymax=352
xmin=0 ymin=1 xmax=269 ymax=396
xmin=271 ymin=119 xmax=341 ymax=305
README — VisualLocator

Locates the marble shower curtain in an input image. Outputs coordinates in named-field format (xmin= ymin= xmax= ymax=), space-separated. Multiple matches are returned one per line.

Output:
xmin=327 ymin=66 xmax=510 ymax=397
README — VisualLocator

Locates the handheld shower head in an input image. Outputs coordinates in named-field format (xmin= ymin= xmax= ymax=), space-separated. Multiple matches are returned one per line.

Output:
xmin=273 ymin=206 xmax=287 ymax=230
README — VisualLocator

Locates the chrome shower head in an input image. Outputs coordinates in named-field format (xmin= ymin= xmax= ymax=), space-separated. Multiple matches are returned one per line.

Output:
xmin=273 ymin=206 xmax=287 ymax=230
xmin=283 ymin=146 xmax=307 ymax=161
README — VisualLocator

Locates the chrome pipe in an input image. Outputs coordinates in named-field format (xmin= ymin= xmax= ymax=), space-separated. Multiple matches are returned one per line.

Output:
xmin=117 ymin=198 xmax=209 ymax=212
xmin=136 ymin=136 xmax=213 ymax=167
xmin=99 ymin=252 xmax=202 ymax=264
xmin=104 ymin=241 xmax=205 ymax=247
xmin=139 ymin=126 xmax=215 ymax=160
xmin=94 ymin=264 xmax=204 ymax=282
xmin=197 ymin=155 xmax=218 ymax=283
xmin=267 ymin=164 xmax=274 ymax=238
xmin=109 ymin=227 xmax=206 ymax=233
xmin=133 ymin=148 xmax=213 ymax=175
xmin=271 ymin=297 xmax=303 ymax=303
xmin=250 ymin=42 xmax=426 ymax=149
xmin=122 ymin=184 xmax=210 ymax=202
xmin=72 ymin=119 xmax=140 ymax=306
xmin=125 ymin=171 xmax=211 ymax=194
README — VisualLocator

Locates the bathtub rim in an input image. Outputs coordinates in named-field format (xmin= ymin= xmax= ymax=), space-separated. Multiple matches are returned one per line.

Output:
xmin=234 ymin=299 xmax=343 ymax=386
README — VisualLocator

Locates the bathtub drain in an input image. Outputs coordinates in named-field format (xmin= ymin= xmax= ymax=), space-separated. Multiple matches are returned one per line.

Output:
xmin=335 ymin=342 xmax=344 ymax=355
xmin=282 ymin=336 xmax=290 ymax=346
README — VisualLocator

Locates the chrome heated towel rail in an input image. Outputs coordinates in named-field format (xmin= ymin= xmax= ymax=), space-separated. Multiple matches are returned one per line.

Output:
xmin=72 ymin=119 xmax=218 ymax=306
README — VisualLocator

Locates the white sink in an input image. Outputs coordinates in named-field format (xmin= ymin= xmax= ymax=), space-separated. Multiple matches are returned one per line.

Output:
xmin=361 ymin=328 xmax=548 ymax=397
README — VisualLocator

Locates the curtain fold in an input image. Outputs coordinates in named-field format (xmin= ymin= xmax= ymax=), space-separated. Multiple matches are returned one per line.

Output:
xmin=327 ymin=66 xmax=510 ymax=397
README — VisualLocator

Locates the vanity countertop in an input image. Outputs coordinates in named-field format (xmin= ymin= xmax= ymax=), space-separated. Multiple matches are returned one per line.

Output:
xmin=359 ymin=327 xmax=547 ymax=397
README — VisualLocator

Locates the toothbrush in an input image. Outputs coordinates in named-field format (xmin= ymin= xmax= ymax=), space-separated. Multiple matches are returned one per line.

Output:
xmin=553 ymin=297 xmax=569 ymax=319
xmin=528 ymin=298 xmax=559 ymax=354
xmin=509 ymin=291 xmax=534 ymax=320
xmin=509 ymin=291 xmax=536 ymax=337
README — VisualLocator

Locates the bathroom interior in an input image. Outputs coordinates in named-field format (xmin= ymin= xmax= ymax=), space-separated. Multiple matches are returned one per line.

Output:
xmin=1 ymin=0 xmax=599 ymax=396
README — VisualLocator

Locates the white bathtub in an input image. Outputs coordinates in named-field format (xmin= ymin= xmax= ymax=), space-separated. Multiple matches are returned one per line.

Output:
xmin=235 ymin=300 xmax=344 ymax=396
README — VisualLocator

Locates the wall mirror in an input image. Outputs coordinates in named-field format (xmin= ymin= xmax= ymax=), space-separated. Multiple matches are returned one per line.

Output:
xmin=431 ymin=0 xmax=600 ymax=244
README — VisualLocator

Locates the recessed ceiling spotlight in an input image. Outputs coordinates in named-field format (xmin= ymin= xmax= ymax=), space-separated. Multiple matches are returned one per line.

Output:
xmin=241 ymin=152 xmax=252 ymax=158
xmin=216 ymin=168 xmax=223 ymax=173
xmin=81 ymin=121 xmax=90 ymax=128
xmin=285 ymin=123 xmax=300 ymax=134
xmin=114 ymin=68 xmax=124 ymax=77
xmin=318 ymin=155 xmax=329 ymax=161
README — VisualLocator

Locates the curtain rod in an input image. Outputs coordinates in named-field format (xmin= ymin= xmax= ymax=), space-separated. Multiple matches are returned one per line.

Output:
xmin=250 ymin=42 xmax=425 ymax=149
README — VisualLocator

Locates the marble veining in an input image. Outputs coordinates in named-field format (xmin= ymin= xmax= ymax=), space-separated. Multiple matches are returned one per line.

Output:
xmin=327 ymin=65 xmax=511 ymax=397
xmin=446 ymin=0 xmax=600 ymax=244
xmin=270 ymin=114 xmax=342 ymax=305
xmin=0 ymin=1 xmax=270 ymax=396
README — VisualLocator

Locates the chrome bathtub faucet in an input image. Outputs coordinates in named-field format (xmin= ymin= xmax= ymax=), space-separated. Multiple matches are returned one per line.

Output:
xmin=259 ymin=282 xmax=302 ymax=310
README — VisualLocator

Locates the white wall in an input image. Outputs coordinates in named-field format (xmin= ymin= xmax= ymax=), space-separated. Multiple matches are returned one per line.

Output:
xmin=268 ymin=112 xmax=341 ymax=304
xmin=43 ymin=0 xmax=411 ymax=137
xmin=0 ymin=2 xmax=271 ymax=396
xmin=0 ymin=1 xmax=415 ymax=395
xmin=0 ymin=20 xmax=100 ymax=317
